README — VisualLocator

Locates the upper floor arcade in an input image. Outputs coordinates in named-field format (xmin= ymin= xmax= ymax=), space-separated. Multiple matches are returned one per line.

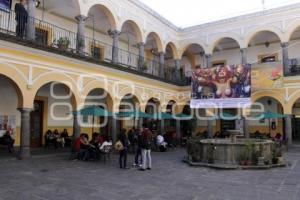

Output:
xmin=2 ymin=0 xmax=300 ymax=86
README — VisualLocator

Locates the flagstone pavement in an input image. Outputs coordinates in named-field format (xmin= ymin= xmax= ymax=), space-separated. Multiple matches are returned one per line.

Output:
xmin=1 ymin=147 xmax=300 ymax=200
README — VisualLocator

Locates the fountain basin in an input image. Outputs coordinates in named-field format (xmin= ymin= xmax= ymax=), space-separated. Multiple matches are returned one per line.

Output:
xmin=187 ymin=138 xmax=274 ymax=166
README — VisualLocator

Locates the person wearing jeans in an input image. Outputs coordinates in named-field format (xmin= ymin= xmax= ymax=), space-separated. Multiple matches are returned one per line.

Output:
xmin=140 ymin=124 xmax=152 ymax=171
xmin=119 ymin=129 xmax=129 ymax=169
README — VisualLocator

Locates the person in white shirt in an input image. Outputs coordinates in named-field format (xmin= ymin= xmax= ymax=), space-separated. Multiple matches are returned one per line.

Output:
xmin=156 ymin=134 xmax=167 ymax=152
xmin=100 ymin=139 xmax=112 ymax=152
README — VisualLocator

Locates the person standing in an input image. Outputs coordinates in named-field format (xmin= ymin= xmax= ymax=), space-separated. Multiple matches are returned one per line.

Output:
xmin=118 ymin=128 xmax=129 ymax=169
xmin=140 ymin=124 xmax=152 ymax=171
xmin=15 ymin=0 xmax=28 ymax=38
xmin=134 ymin=127 xmax=143 ymax=167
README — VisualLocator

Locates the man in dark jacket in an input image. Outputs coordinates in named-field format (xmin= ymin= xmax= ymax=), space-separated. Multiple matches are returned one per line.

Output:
xmin=118 ymin=128 xmax=129 ymax=169
xmin=15 ymin=0 xmax=28 ymax=38
xmin=140 ymin=124 xmax=152 ymax=171
xmin=134 ymin=127 xmax=143 ymax=167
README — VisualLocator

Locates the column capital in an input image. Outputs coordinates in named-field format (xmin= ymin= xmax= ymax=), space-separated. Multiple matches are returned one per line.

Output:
xmin=137 ymin=42 xmax=145 ymax=47
xmin=240 ymin=48 xmax=247 ymax=52
xmin=205 ymin=54 xmax=212 ymax=58
xmin=108 ymin=29 xmax=121 ymax=37
xmin=281 ymin=42 xmax=289 ymax=48
xmin=75 ymin=15 xmax=87 ymax=22
xmin=18 ymin=108 xmax=33 ymax=113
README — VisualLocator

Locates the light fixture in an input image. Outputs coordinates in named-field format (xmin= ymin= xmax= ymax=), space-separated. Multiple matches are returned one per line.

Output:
xmin=264 ymin=41 xmax=270 ymax=48
xmin=267 ymin=99 xmax=272 ymax=106
xmin=35 ymin=0 xmax=41 ymax=8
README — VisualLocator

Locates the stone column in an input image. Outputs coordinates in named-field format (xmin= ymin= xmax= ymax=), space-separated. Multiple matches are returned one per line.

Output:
xmin=285 ymin=115 xmax=293 ymax=146
xmin=281 ymin=42 xmax=289 ymax=76
xmin=160 ymin=119 xmax=165 ymax=133
xmin=175 ymin=59 xmax=181 ymax=81
xmin=243 ymin=117 xmax=250 ymax=138
xmin=207 ymin=120 xmax=213 ymax=138
xmin=159 ymin=52 xmax=165 ymax=78
xmin=109 ymin=30 xmax=120 ymax=64
xmin=18 ymin=108 xmax=32 ymax=159
xmin=205 ymin=54 xmax=212 ymax=68
xmin=176 ymin=120 xmax=181 ymax=140
xmin=240 ymin=48 xmax=247 ymax=65
xmin=72 ymin=113 xmax=81 ymax=141
xmin=112 ymin=117 xmax=118 ymax=143
xmin=75 ymin=15 xmax=87 ymax=55
xmin=138 ymin=42 xmax=145 ymax=71
xmin=26 ymin=0 xmax=36 ymax=41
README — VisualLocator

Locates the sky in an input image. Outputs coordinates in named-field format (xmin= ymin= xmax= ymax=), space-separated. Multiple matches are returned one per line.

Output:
xmin=139 ymin=0 xmax=300 ymax=27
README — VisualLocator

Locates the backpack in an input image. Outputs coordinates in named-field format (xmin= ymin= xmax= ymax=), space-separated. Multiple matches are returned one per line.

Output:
xmin=114 ymin=140 xmax=124 ymax=151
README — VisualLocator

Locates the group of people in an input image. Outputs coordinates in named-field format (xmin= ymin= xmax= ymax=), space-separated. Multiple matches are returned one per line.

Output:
xmin=0 ymin=129 xmax=15 ymax=153
xmin=45 ymin=129 xmax=72 ymax=148
xmin=116 ymin=124 xmax=153 ymax=171
xmin=73 ymin=133 xmax=112 ymax=161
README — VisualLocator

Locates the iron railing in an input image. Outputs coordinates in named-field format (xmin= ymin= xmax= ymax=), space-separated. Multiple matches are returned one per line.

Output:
xmin=0 ymin=9 xmax=189 ymax=86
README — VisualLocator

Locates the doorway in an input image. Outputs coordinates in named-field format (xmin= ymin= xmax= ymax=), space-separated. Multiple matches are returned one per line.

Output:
xmin=220 ymin=109 xmax=237 ymax=132
xmin=30 ymin=100 xmax=44 ymax=147
xmin=292 ymin=116 xmax=300 ymax=141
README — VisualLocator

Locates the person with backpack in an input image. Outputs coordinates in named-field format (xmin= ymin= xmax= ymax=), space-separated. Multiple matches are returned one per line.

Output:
xmin=140 ymin=124 xmax=152 ymax=171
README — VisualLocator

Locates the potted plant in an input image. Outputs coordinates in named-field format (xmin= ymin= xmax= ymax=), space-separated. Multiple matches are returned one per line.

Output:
xmin=55 ymin=37 xmax=70 ymax=50
xmin=141 ymin=61 xmax=148 ymax=72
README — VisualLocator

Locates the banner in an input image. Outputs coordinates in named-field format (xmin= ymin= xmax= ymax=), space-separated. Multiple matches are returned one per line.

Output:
xmin=190 ymin=64 xmax=251 ymax=108
xmin=0 ymin=0 xmax=11 ymax=12
xmin=251 ymin=63 xmax=283 ymax=91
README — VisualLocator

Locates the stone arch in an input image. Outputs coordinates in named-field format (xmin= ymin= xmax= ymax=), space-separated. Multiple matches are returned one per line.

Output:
xmin=85 ymin=3 xmax=117 ymax=30
xmin=29 ymin=73 xmax=81 ymax=110
xmin=0 ymin=63 xmax=27 ymax=107
xmin=208 ymin=35 xmax=242 ymax=54
xmin=165 ymin=42 xmax=180 ymax=60
xmin=179 ymin=42 xmax=207 ymax=58
xmin=145 ymin=97 xmax=161 ymax=113
xmin=252 ymin=90 xmax=287 ymax=113
xmin=118 ymin=94 xmax=141 ymax=111
xmin=144 ymin=32 xmax=164 ymax=52
xmin=285 ymin=90 xmax=300 ymax=114
xmin=285 ymin=19 xmax=300 ymax=42
xmin=243 ymin=27 xmax=284 ymax=48
xmin=0 ymin=74 xmax=24 ymax=108
xmin=82 ymin=82 xmax=115 ymax=112
xmin=119 ymin=19 xmax=143 ymax=43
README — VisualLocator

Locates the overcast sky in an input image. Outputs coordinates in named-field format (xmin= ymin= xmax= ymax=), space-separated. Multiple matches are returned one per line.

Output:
xmin=139 ymin=0 xmax=300 ymax=27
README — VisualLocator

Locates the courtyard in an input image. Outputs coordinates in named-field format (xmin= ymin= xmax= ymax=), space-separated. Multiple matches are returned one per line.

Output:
xmin=1 ymin=148 xmax=300 ymax=200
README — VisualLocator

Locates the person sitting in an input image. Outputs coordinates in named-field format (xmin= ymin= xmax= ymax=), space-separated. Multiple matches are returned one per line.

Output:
xmin=61 ymin=129 xmax=72 ymax=147
xmin=53 ymin=129 xmax=65 ymax=148
xmin=79 ymin=134 xmax=93 ymax=161
xmin=0 ymin=131 xmax=15 ymax=153
xmin=156 ymin=133 xmax=167 ymax=152
xmin=100 ymin=137 xmax=113 ymax=152
xmin=45 ymin=130 xmax=56 ymax=148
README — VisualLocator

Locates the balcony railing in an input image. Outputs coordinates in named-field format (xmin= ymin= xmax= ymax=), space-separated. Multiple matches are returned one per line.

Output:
xmin=286 ymin=58 xmax=300 ymax=76
xmin=0 ymin=9 xmax=190 ymax=86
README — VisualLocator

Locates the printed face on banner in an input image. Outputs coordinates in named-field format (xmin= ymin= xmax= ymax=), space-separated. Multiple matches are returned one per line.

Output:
xmin=190 ymin=64 xmax=251 ymax=108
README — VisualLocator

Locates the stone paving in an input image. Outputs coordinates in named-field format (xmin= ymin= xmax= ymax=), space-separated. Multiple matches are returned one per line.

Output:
xmin=0 ymin=148 xmax=300 ymax=200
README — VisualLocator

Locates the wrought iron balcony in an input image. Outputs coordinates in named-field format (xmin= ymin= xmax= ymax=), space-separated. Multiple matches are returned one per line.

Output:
xmin=0 ymin=9 xmax=190 ymax=86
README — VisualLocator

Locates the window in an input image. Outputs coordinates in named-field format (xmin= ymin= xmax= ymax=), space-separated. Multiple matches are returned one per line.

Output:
xmin=258 ymin=53 xmax=278 ymax=63
xmin=212 ymin=60 xmax=226 ymax=67
xmin=35 ymin=27 xmax=48 ymax=45
xmin=91 ymin=45 xmax=104 ymax=61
